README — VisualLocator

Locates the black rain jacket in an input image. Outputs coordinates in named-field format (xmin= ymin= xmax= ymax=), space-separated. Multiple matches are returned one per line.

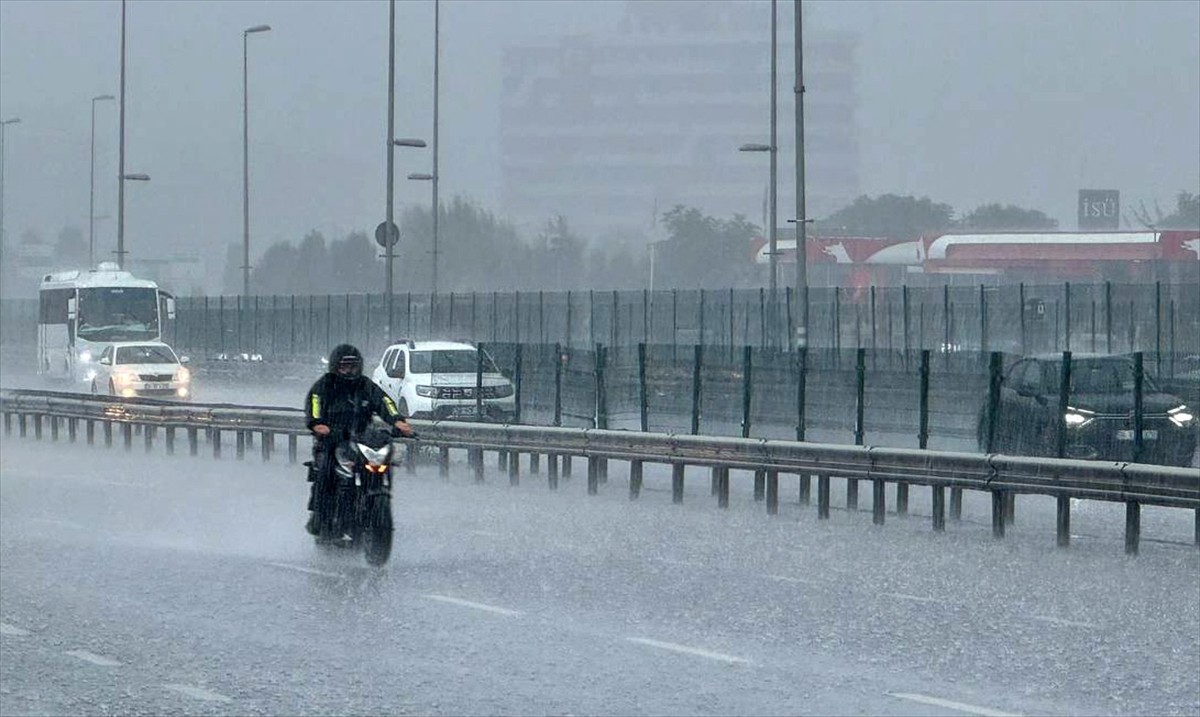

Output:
xmin=305 ymin=374 xmax=404 ymax=442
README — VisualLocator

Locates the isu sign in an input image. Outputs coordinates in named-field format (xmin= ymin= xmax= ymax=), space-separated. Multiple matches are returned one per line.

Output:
xmin=1078 ymin=189 xmax=1120 ymax=230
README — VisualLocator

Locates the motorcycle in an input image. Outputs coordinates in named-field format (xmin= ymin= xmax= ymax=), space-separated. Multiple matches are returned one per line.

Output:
xmin=307 ymin=424 xmax=410 ymax=567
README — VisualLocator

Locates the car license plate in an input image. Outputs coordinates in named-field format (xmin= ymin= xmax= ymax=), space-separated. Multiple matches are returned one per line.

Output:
xmin=450 ymin=406 xmax=478 ymax=417
xmin=1116 ymin=429 xmax=1157 ymax=441
xmin=144 ymin=382 xmax=170 ymax=390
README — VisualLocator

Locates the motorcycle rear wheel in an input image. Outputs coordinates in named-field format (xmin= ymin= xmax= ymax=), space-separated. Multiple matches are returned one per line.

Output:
xmin=362 ymin=498 xmax=394 ymax=567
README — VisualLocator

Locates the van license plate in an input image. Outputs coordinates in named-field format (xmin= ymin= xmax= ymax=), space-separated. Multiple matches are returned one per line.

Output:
xmin=450 ymin=406 xmax=478 ymax=417
xmin=1116 ymin=429 xmax=1157 ymax=441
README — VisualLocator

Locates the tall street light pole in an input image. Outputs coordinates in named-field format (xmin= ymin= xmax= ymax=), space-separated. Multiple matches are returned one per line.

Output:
xmin=242 ymin=24 xmax=271 ymax=298
xmin=768 ymin=0 xmax=778 ymax=295
xmin=0 ymin=117 xmax=21 ymax=298
xmin=793 ymin=0 xmax=808 ymax=349
xmin=431 ymin=0 xmax=441 ymax=296
xmin=385 ymin=0 xmax=397 ymax=337
xmin=116 ymin=0 xmax=127 ymax=269
xmin=90 ymin=95 xmax=115 ymax=268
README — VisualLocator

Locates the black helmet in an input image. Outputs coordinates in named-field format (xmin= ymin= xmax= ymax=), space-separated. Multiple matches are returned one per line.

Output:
xmin=328 ymin=344 xmax=364 ymax=381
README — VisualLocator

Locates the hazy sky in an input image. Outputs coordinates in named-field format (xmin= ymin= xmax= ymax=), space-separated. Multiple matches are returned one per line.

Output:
xmin=1 ymin=0 xmax=1197 ymax=286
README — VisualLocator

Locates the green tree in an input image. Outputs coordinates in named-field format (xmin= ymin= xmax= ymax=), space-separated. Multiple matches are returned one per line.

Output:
xmin=959 ymin=203 xmax=1058 ymax=231
xmin=815 ymin=194 xmax=956 ymax=238
xmin=398 ymin=195 xmax=529 ymax=292
xmin=656 ymin=205 xmax=759 ymax=288
xmin=1158 ymin=191 xmax=1200 ymax=229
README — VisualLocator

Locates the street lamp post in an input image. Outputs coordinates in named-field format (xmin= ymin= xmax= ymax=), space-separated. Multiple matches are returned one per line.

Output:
xmin=242 ymin=24 xmax=271 ymax=298
xmin=90 ymin=95 xmax=115 ymax=268
xmin=117 ymin=0 xmax=127 ymax=268
xmin=0 ymin=117 xmax=21 ymax=297
xmin=431 ymin=0 xmax=441 ymax=296
xmin=793 ymin=0 xmax=808 ymax=349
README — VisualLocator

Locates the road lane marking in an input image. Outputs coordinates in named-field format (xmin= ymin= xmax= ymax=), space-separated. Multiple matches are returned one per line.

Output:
xmin=468 ymin=530 xmax=502 ymax=538
xmin=0 ymin=622 xmax=30 ymax=636
xmin=768 ymin=574 xmax=817 ymax=586
xmin=29 ymin=518 xmax=86 ymax=530
xmin=65 ymin=650 xmax=121 ymax=667
xmin=164 ymin=684 xmax=232 ymax=703
xmin=422 ymin=594 xmax=522 ymax=616
xmin=657 ymin=558 xmax=705 ymax=569
xmin=265 ymin=562 xmax=344 ymax=579
xmin=887 ymin=692 xmax=1020 ymax=717
xmin=626 ymin=637 xmax=752 ymax=665
xmin=1031 ymin=615 xmax=1096 ymax=629
xmin=885 ymin=592 xmax=944 ymax=604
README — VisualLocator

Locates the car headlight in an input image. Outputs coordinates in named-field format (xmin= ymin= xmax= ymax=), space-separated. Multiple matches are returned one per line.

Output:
xmin=175 ymin=367 xmax=191 ymax=383
xmin=492 ymin=384 xmax=514 ymax=398
xmin=1064 ymin=406 xmax=1095 ymax=428
xmin=79 ymin=350 xmax=93 ymax=364
xmin=85 ymin=369 xmax=98 ymax=382
xmin=115 ymin=371 xmax=138 ymax=386
xmin=415 ymin=385 xmax=436 ymax=398
xmin=1168 ymin=405 xmax=1195 ymax=428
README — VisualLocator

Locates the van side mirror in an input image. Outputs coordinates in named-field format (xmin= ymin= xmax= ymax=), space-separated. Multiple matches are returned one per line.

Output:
xmin=99 ymin=356 xmax=111 ymax=366
xmin=179 ymin=356 xmax=191 ymax=365
xmin=67 ymin=297 xmax=77 ymax=321
xmin=166 ymin=296 xmax=177 ymax=321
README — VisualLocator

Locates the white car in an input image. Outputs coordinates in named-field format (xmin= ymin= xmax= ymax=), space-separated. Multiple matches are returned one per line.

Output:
xmin=371 ymin=340 xmax=515 ymax=422
xmin=90 ymin=341 xmax=192 ymax=400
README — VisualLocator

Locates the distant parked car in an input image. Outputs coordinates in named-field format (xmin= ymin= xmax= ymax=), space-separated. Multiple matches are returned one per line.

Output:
xmin=91 ymin=342 xmax=192 ymax=400
xmin=977 ymin=353 xmax=1195 ymax=467
xmin=371 ymin=340 xmax=515 ymax=422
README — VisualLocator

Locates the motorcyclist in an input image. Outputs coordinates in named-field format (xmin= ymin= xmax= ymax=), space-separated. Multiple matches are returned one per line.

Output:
xmin=304 ymin=343 xmax=412 ymax=538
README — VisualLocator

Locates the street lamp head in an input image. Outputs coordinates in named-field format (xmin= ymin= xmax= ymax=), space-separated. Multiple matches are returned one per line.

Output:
xmin=1 ymin=118 xmax=20 ymax=126
xmin=739 ymin=143 xmax=772 ymax=152
xmin=93 ymin=94 xmax=116 ymax=102
xmin=122 ymin=173 xmax=150 ymax=181
xmin=244 ymin=24 xmax=271 ymax=34
xmin=392 ymin=138 xmax=427 ymax=148
xmin=407 ymin=173 xmax=434 ymax=181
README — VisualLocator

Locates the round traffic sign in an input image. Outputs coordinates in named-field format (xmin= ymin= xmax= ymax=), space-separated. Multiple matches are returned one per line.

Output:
xmin=375 ymin=221 xmax=400 ymax=248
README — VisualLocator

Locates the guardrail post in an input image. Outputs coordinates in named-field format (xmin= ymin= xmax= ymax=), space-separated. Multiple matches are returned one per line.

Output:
xmin=17 ymin=413 xmax=26 ymax=437
xmin=439 ymin=447 xmax=450 ymax=479
xmin=49 ymin=415 xmax=59 ymax=442
xmin=754 ymin=469 xmax=766 ymax=503
xmin=872 ymin=478 xmax=885 ymax=525
xmin=896 ymin=482 xmax=909 ymax=516
xmin=1056 ymin=496 xmax=1070 ymax=548
xmin=949 ymin=487 xmax=962 ymax=522
xmin=630 ymin=460 xmax=643 ymax=499
xmin=287 ymin=434 xmax=297 ymax=463
xmin=165 ymin=426 xmax=175 ymax=455
xmin=509 ymin=450 xmax=521 ymax=486
xmin=672 ymin=464 xmax=685 ymax=504
xmin=991 ymin=490 xmax=1006 ymax=538
xmin=1125 ymin=501 xmax=1140 ymax=555
xmin=562 ymin=455 xmax=572 ymax=479
xmin=236 ymin=430 xmax=246 ymax=460
xmin=587 ymin=456 xmax=599 ymax=495
xmin=262 ymin=432 xmax=272 ymax=462
xmin=932 ymin=486 xmax=946 ymax=532
xmin=212 ymin=428 xmax=222 ymax=459
xmin=847 ymin=477 xmax=859 ymax=512
xmin=498 ymin=450 xmax=508 ymax=472
xmin=122 ymin=423 xmax=132 ymax=451
xmin=103 ymin=420 xmax=113 ymax=447
xmin=799 ymin=475 xmax=811 ymax=505
xmin=766 ymin=470 xmax=779 ymax=515
xmin=715 ymin=467 xmax=730 ymax=508
xmin=529 ymin=453 xmax=540 ymax=475
xmin=189 ymin=427 xmax=199 ymax=457
xmin=144 ymin=425 xmax=154 ymax=453
xmin=548 ymin=454 xmax=559 ymax=490
xmin=67 ymin=417 xmax=77 ymax=443
xmin=3 ymin=411 xmax=11 ymax=436
xmin=33 ymin=414 xmax=42 ymax=440
xmin=471 ymin=448 xmax=484 ymax=483
xmin=817 ymin=474 xmax=830 ymax=519
xmin=86 ymin=419 xmax=95 ymax=445
xmin=405 ymin=443 xmax=416 ymax=475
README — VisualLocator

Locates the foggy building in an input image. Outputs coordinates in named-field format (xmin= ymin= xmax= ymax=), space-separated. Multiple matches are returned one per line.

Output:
xmin=499 ymin=0 xmax=860 ymax=240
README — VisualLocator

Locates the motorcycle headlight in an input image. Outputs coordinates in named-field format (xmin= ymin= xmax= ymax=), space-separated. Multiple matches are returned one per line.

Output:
xmin=357 ymin=442 xmax=392 ymax=467
xmin=1168 ymin=405 xmax=1195 ymax=428
xmin=1064 ymin=406 xmax=1095 ymax=428
xmin=175 ymin=367 xmax=191 ymax=383
xmin=415 ymin=385 xmax=436 ymax=398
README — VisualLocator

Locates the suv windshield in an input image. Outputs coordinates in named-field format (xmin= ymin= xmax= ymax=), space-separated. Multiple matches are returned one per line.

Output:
xmin=408 ymin=350 xmax=498 ymax=374
xmin=116 ymin=345 xmax=178 ymax=365
xmin=1045 ymin=359 xmax=1159 ymax=394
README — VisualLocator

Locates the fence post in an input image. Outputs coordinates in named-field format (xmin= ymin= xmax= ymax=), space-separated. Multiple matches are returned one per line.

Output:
xmin=979 ymin=284 xmax=988 ymax=355
xmin=1155 ymin=281 xmax=1162 ymax=374
xmin=513 ymin=343 xmax=524 ymax=425
xmin=690 ymin=344 xmax=703 ymax=436
xmin=985 ymin=351 xmax=1003 ymax=453
xmin=902 ymin=285 xmax=911 ymax=363
xmin=918 ymin=349 xmax=930 ymax=450
xmin=942 ymin=285 xmax=951 ymax=368
xmin=638 ymin=343 xmax=648 ymax=431
xmin=1133 ymin=352 xmax=1144 ymax=463
xmin=554 ymin=344 xmax=564 ymax=428
xmin=1057 ymin=351 xmax=1073 ymax=459
xmin=595 ymin=344 xmax=608 ymax=483
xmin=1065 ymin=281 xmax=1072 ymax=352
xmin=797 ymin=346 xmax=810 ymax=505
xmin=1019 ymin=282 xmax=1027 ymax=355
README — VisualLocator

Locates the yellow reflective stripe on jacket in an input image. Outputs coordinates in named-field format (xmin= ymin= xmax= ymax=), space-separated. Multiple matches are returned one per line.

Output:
xmin=383 ymin=395 xmax=398 ymax=417
xmin=310 ymin=393 xmax=320 ymax=419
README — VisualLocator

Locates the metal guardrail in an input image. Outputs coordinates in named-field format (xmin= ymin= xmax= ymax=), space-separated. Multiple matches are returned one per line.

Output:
xmin=2 ymin=388 xmax=1197 ymax=555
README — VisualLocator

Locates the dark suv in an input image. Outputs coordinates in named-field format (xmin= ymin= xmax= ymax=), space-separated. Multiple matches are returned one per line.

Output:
xmin=979 ymin=354 xmax=1197 ymax=467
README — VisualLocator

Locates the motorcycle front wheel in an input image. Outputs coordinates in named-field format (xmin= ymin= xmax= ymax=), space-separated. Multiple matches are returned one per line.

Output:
xmin=361 ymin=497 xmax=394 ymax=567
